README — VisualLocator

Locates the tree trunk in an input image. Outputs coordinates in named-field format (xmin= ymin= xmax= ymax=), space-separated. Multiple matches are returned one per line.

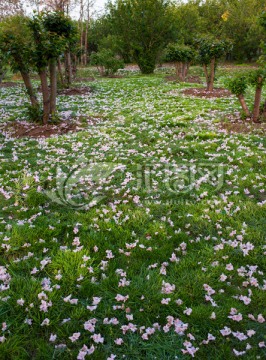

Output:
xmin=183 ymin=62 xmax=189 ymax=81
xmin=84 ymin=20 xmax=89 ymax=66
xmin=80 ymin=0 xmax=84 ymax=65
xmin=72 ymin=60 xmax=77 ymax=80
xmin=39 ymin=70 xmax=50 ymax=125
xmin=174 ymin=63 xmax=179 ymax=79
xmin=203 ymin=64 xmax=210 ymax=90
xmin=179 ymin=63 xmax=185 ymax=81
xmin=263 ymin=100 xmax=266 ymax=120
xmin=208 ymin=58 xmax=215 ymax=92
xmin=65 ymin=50 xmax=72 ymax=86
xmin=21 ymin=71 xmax=39 ymax=108
xmin=80 ymin=25 xmax=84 ymax=65
xmin=182 ymin=63 xmax=188 ymax=81
xmin=57 ymin=59 xmax=65 ymax=86
xmin=237 ymin=94 xmax=250 ymax=117
xmin=49 ymin=59 xmax=57 ymax=117
xmin=253 ymin=77 xmax=263 ymax=123
xmin=0 ymin=69 xmax=6 ymax=84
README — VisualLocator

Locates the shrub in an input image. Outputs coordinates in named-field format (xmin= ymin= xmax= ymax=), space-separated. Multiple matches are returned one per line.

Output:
xmin=90 ymin=49 xmax=124 ymax=76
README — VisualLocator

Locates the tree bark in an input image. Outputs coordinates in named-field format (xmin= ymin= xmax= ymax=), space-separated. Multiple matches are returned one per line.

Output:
xmin=65 ymin=50 xmax=72 ymax=86
xmin=253 ymin=77 xmax=263 ymax=123
xmin=84 ymin=18 xmax=89 ymax=66
xmin=237 ymin=94 xmax=250 ymax=117
xmin=179 ymin=63 xmax=185 ymax=81
xmin=49 ymin=59 xmax=57 ymax=117
xmin=263 ymin=100 xmax=266 ymax=120
xmin=174 ymin=63 xmax=180 ymax=80
xmin=39 ymin=70 xmax=50 ymax=125
xmin=174 ymin=63 xmax=178 ymax=78
xmin=182 ymin=63 xmax=187 ymax=81
xmin=208 ymin=58 xmax=215 ymax=91
xmin=183 ymin=63 xmax=189 ymax=81
xmin=80 ymin=0 xmax=84 ymax=65
xmin=57 ymin=59 xmax=64 ymax=86
xmin=21 ymin=71 xmax=39 ymax=108
xmin=203 ymin=64 xmax=210 ymax=90
xmin=0 ymin=69 xmax=6 ymax=84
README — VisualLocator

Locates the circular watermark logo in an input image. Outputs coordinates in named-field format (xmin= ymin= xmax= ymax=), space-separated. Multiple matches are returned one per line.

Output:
xmin=45 ymin=156 xmax=120 ymax=210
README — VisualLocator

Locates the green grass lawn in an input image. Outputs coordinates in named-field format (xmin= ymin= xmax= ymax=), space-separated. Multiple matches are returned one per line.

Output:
xmin=0 ymin=66 xmax=265 ymax=359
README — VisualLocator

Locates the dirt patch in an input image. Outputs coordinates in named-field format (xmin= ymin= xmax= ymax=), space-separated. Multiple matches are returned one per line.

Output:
xmin=1 ymin=121 xmax=78 ymax=138
xmin=220 ymin=118 xmax=266 ymax=134
xmin=165 ymin=76 xmax=202 ymax=84
xmin=165 ymin=75 xmax=178 ymax=82
xmin=76 ymin=77 xmax=95 ymax=82
xmin=1 ymin=115 xmax=103 ymax=139
xmin=186 ymin=76 xmax=202 ymax=84
xmin=183 ymin=87 xmax=232 ymax=98
xmin=0 ymin=82 xmax=20 ymax=88
xmin=58 ymin=86 xmax=92 ymax=96
xmin=107 ymin=74 xmax=124 ymax=79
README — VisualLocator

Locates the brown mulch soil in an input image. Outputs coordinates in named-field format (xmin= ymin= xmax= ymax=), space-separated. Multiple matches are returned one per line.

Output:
xmin=1 ymin=115 xmax=103 ymax=139
xmin=220 ymin=119 xmax=266 ymax=134
xmin=2 ymin=121 xmax=78 ymax=138
xmin=106 ymin=74 xmax=124 ymax=78
xmin=182 ymin=87 xmax=232 ymax=98
xmin=58 ymin=86 xmax=92 ymax=96
xmin=76 ymin=77 xmax=95 ymax=82
xmin=36 ymin=86 xmax=92 ymax=95
xmin=186 ymin=76 xmax=202 ymax=84
xmin=0 ymin=82 xmax=20 ymax=88
xmin=165 ymin=76 xmax=202 ymax=84
xmin=165 ymin=75 xmax=178 ymax=82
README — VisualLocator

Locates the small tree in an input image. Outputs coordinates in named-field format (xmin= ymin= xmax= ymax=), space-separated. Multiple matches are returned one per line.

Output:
xmin=226 ymin=75 xmax=250 ymax=117
xmin=29 ymin=12 xmax=75 ymax=123
xmin=90 ymin=49 xmax=124 ymax=76
xmin=165 ymin=43 xmax=195 ymax=81
xmin=0 ymin=16 xmax=39 ymax=108
xmin=196 ymin=37 xmax=232 ymax=91
xmin=0 ymin=13 xmax=75 ymax=124
xmin=227 ymin=70 xmax=265 ymax=122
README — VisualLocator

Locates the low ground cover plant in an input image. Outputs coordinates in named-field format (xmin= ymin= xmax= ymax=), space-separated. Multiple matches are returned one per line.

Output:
xmin=0 ymin=66 xmax=265 ymax=359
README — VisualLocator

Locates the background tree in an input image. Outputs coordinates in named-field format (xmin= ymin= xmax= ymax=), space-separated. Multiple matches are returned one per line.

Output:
xmin=220 ymin=0 xmax=266 ymax=61
xmin=171 ymin=1 xmax=201 ymax=46
xmin=0 ymin=0 xmax=23 ymax=20
xmin=107 ymin=0 xmax=176 ymax=74
xmin=88 ymin=16 xmax=133 ymax=63
xmin=34 ymin=0 xmax=75 ymax=13
xmin=79 ymin=0 xmax=95 ymax=66
xmin=171 ymin=0 xmax=266 ymax=62
xmin=197 ymin=0 xmax=225 ymax=37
